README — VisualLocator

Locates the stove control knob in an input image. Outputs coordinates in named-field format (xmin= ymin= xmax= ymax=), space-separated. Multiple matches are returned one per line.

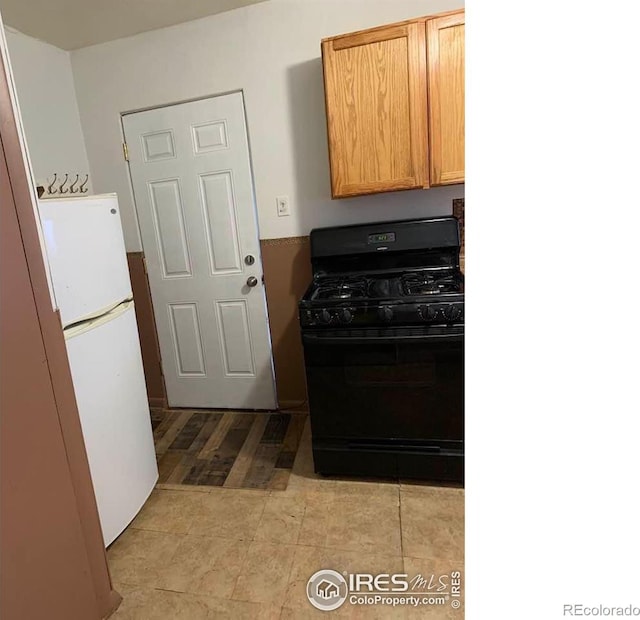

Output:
xmin=419 ymin=305 xmax=437 ymax=322
xmin=338 ymin=308 xmax=353 ymax=324
xmin=378 ymin=306 xmax=394 ymax=322
xmin=444 ymin=304 xmax=462 ymax=322
xmin=314 ymin=309 xmax=331 ymax=324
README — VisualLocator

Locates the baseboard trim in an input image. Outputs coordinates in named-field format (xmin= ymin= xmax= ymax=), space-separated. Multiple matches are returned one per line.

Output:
xmin=102 ymin=588 xmax=123 ymax=619
xmin=278 ymin=399 xmax=309 ymax=412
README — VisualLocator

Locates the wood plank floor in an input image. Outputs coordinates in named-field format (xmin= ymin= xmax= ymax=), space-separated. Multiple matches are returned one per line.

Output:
xmin=150 ymin=409 xmax=307 ymax=491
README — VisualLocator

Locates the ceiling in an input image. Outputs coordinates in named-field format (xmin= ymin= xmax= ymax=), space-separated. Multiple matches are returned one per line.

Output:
xmin=0 ymin=0 xmax=269 ymax=50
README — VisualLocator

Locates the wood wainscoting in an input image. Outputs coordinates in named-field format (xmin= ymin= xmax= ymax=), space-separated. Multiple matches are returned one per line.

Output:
xmin=128 ymin=236 xmax=311 ymax=410
xmin=126 ymin=253 xmax=166 ymax=408
xmin=260 ymin=236 xmax=311 ymax=408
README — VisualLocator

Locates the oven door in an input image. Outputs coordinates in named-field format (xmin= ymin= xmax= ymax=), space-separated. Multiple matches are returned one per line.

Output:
xmin=302 ymin=327 xmax=464 ymax=447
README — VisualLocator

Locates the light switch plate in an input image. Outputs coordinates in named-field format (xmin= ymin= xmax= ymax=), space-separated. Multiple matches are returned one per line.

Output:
xmin=276 ymin=195 xmax=290 ymax=217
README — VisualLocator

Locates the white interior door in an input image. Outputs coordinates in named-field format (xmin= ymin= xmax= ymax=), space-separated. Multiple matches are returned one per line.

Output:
xmin=123 ymin=92 xmax=276 ymax=410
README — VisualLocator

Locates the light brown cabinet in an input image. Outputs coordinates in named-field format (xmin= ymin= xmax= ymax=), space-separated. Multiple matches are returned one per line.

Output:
xmin=321 ymin=10 xmax=464 ymax=198
xmin=427 ymin=12 xmax=465 ymax=185
xmin=321 ymin=22 xmax=427 ymax=198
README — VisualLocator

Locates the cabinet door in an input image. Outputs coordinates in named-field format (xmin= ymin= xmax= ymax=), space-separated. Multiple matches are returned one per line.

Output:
xmin=427 ymin=12 xmax=465 ymax=185
xmin=322 ymin=22 xmax=428 ymax=198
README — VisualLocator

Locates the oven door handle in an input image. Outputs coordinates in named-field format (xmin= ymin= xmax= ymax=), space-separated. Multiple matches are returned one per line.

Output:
xmin=302 ymin=332 xmax=464 ymax=346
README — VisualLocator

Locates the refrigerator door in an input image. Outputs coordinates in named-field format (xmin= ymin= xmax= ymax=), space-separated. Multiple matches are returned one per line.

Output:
xmin=38 ymin=193 xmax=133 ymax=327
xmin=65 ymin=300 xmax=158 ymax=546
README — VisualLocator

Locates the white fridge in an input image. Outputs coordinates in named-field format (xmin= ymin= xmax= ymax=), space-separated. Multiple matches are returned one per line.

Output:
xmin=38 ymin=193 xmax=158 ymax=546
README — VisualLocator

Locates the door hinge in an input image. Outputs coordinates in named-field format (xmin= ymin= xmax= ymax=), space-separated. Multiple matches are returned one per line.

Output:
xmin=142 ymin=256 xmax=148 ymax=274
xmin=123 ymin=142 xmax=129 ymax=161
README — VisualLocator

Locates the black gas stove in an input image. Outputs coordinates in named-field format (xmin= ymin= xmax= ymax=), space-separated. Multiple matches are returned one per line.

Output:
xmin=298 ymin=216 xmax=464 ymax=484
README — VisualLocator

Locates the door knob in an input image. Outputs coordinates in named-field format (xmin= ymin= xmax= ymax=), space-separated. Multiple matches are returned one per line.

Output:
xmin=246 ymin=276 xmax=258 ymax=287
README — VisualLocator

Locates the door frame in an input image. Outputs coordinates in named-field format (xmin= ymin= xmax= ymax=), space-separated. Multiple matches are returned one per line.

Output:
xmin=119 ymin=89 xmax=278 ymax=409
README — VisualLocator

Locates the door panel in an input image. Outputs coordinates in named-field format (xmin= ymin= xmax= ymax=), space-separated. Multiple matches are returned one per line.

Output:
xmin=199 ymin=171 xmax=242 ymax=273
xmin=123 ymin=92 xmax=276 ymax=409
xmin=142 ymin=130 xmax=176 ymax=161
xmin=192 ymin=121 xmax=228 ymax=152
xmin=168 ymin=303 xmax=206 ymax=376
xmin=149 ymin=179 xmax=192 ymax=277
xmin=216 ymin=300 xmax=255 ymax=376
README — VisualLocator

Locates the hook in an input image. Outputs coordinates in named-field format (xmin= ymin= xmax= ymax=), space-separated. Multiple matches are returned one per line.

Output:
xmin=69 ymin=174 xmax=80 ymax=194
xmin=47 ymin=173 xmax=57 ymax=194
xmin=79 ymin=174 xmax=89 ymax=193
xmin=59 ymin=174 xmax=69 ymax=194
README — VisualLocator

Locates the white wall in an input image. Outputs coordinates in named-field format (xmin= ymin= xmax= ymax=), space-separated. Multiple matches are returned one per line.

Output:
xmin=1 ymin=17 xmax=57 ymax=308
xmin=4 ymin=28 xmax=91 ymax=194
xmin=70 ymin=0 xmax=464 ymax=251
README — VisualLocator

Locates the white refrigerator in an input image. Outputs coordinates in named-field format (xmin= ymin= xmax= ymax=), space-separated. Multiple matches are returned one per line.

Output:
xmin=38 ymin=193 xmax=158 ymax=546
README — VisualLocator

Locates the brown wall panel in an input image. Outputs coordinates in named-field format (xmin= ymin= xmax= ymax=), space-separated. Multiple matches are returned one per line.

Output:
xmin=260 ymin=236 xmax=311 ymax=407
xmin=127 ymin=253 xmax=166 ymax=407
xmin=1 ymin=58 xmax=119 ymax=617
xmin=1 ymin=141 xmax=100 ymax=620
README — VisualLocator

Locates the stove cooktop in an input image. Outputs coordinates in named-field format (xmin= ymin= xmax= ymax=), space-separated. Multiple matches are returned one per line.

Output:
xmin=300 ymin=217 xmax=465 ymax=329
xmin=300 ymin=268 xmax=464 ymax=328
xmin=309 ymin=270 xmax=463 ymax=301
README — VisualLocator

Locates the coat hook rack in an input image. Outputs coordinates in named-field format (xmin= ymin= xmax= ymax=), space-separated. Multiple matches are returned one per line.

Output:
xmin=40 ymin=172 xmax=90 ymax=198
xmin=47 ymin=173 xmax=58 ymax=195
xmin=69 ymin=174 xmax=80 ymax=194
xmin=59 ymin=174 xmax=70 ymax=194
xmin=79 ymin=174 xmax=89 ymax=193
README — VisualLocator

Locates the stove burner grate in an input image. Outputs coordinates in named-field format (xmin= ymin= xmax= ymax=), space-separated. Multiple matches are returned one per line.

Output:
xmin=309 ymin=270 xmax=463 ymax=302
xmin=311 ymin=276 xmax=368 ymax=300
xmin=401 ymin=272 xmax=462 ymax=297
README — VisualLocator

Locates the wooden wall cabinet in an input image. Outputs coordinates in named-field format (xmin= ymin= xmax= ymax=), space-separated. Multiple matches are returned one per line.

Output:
xmin=321 ymin=22 xmax=427 ymax=198
xmin=321 ymin=10 xmax=465 ymax=198
xmin=427 ymin=12 xmax=465 ymax=185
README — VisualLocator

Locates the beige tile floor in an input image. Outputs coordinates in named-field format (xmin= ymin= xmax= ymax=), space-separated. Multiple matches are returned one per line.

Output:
xmin=108 ymin=419 xmax=464 ymax=619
